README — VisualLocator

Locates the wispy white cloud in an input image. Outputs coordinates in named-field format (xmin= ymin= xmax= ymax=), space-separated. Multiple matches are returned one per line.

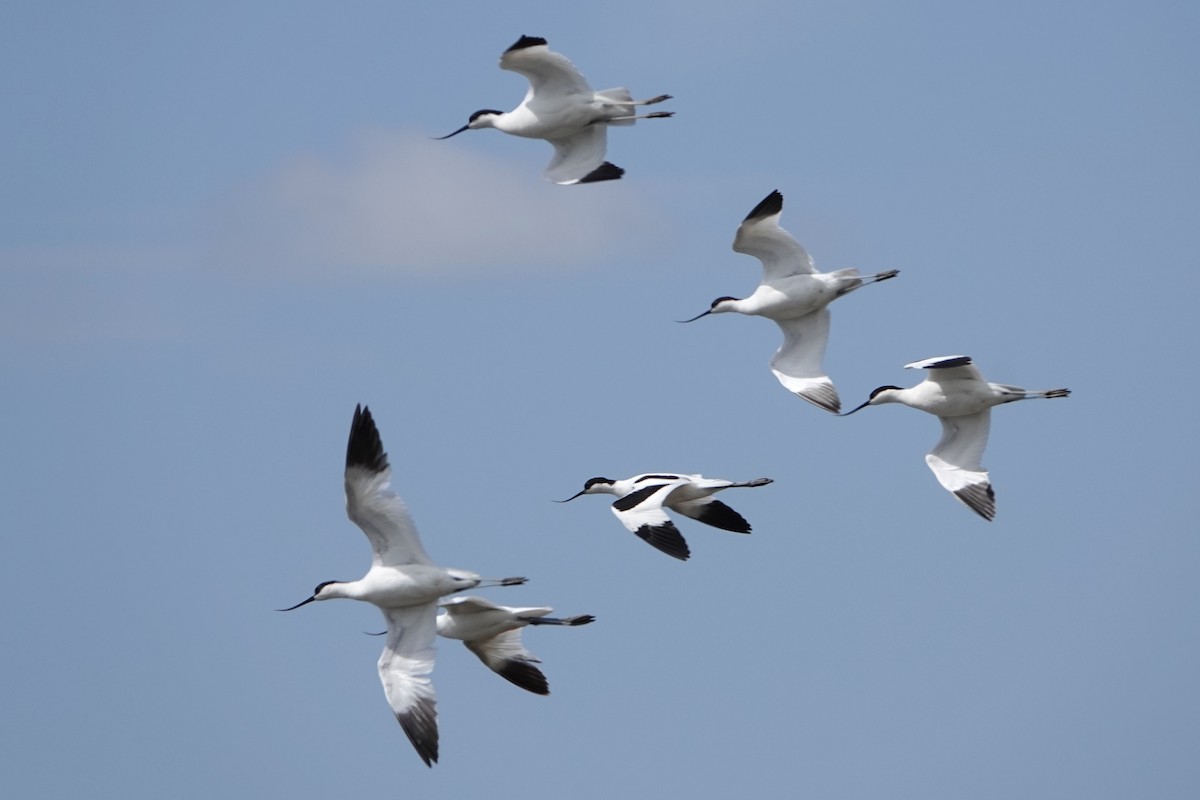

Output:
xmin=206 ymin=129 xmax=665 ymax=279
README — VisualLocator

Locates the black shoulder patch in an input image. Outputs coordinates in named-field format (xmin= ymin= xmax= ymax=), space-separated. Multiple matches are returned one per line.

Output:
xmin=578 ymin=162 xmax=625 ymax=184
xmin=635 ymin=523 xmax=691 ymax=561
xmin=744 ymin=190 xmax=783 ymax=222
xmin=691 ymin=499 xmax=752 ymax=533
xmin=613 ymin=483 xmax=669 ymax=512
xmin=506 ymin=35 xmax=548 ymax=53
xmin=497 ymin=659 xmax=550 ymax=695
xmin=636 ymin=474 xmax=679 ymax=483
xmin=927 ymin=355 xmax=973 ymax=369
xmin=346 ymin=404 xmax=389 ymax=473
xmin=395 ymin=696 xmax=438 ymax=767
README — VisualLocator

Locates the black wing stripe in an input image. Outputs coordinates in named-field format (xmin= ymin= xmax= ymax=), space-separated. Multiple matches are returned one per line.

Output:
xmin=613 ymin=483 xmax=670 ymax=512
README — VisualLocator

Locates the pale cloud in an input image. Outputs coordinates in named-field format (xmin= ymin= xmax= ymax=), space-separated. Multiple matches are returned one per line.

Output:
xmin=207 ymin=129 xmax=665 ymax=279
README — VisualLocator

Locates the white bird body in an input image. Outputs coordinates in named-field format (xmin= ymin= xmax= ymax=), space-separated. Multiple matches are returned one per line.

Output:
xmin=435 ymin=36 xmax=672 ymax=184
xmin=559 ymin=472 xmax=773 ymax=561
xmin=843 ymin=355 xmax=1070 ymax=520
xmin=281 ymin=405 xmax=525 ymax=767
xmin=681 ymin=190 xmax=899 ymax=413
xmin=719 ymin=270 xmax=864 ymax=320
xmin=437 ymin=596 xmax=594 ymax=696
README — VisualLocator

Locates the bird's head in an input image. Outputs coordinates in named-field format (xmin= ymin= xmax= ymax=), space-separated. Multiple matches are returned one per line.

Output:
xmin=677 ymin=296 xmax=739 ymax=323
xmin=841 ymin=385 xmax=905 ymax=416
xmin=433 ymin=109 xmax=504 ymax=139
xmin=278 ymin=580 xmax=346 ymax=611
xmin=556 ymin=476 xmax=616 ymax=502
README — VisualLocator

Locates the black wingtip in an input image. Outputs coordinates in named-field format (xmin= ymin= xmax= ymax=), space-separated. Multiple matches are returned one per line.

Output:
xmin=497 ymin=659 xmax=551 ymax=695
xmin=954 ymin=483 xmax=996 ymax=521
xmin=506 ymin=35 xmax=548 ymax=53
xmin=346 ymin=404 xmax=389 ymax=473
xmin=744 ymin=190 xmax=783 ymax=222
xmin=396 ymin=701 xmax=439 ymax=767
xmin=635 ymin=523 xmax=691 ymax=561
xmin=691 ymin=499 xmax=753 ymax=533
xmin=577 ymin=162 xmax=625 ymax=184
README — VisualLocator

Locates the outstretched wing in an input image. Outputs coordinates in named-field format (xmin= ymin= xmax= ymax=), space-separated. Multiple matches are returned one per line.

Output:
xmin=770 ymin=310 xmax=840 ymax=413
xmin=610 ymin=482 xmax=691 ymax=561
xmin=378 ymin=605 xmax=440 ymax=767
xmin=464 ymin=628 xmax=550 ymax=695
xmin=733 ymin=190 xmax=817 ymax=281
xmin=672 ymin=497 xmax=753 ymax=533
xmin=925 ymin=410 xmax=995 ymax=521
xmin=499 ymin=36 xmax=593 ymax=100
xmin=544 ymin=126 xmax=616 ymax=184
xmin=344 ymin=405 xmax=434 ymax=567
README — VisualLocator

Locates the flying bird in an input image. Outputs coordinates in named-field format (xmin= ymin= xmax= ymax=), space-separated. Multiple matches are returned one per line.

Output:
xmin=279 ymin=405 xmax=526 ymax=767
xmin=557 ymin=473 xmax=773 ymax=561
xmin=434 ymin=35 xmax=672 ymax=184
xmin=437 ymin=596 xmax=594 ymax=695
xmin=842 ymin=355 xmax=1070 ymax=520
xmin=680 ymin=190 xmax=899 ymax=413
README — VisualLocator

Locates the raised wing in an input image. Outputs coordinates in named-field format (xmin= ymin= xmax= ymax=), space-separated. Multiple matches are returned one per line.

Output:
xmin=464 ymin=628 xmax=549 ymax=695
xmin=499 ymin=36 xmax=593 ymax=100
xmin=770 ymin=309 xmax=840 ymax=413
xmin=544 ymin=127 xmax=618 ymax=184
xmin=925 ymin=410 xmax=995 ymax=521
xmin=610 ymin=482 xmax=691 ymax=561
xmin=378 ymin=604 xmax=440 ymax=767
xmin=733 ymin=190 xmax=817 ymax=281
xmin=905 ymin=355 xmax=986 ymax=386
xmin=344 ymin=405 xmax=434 ymax=568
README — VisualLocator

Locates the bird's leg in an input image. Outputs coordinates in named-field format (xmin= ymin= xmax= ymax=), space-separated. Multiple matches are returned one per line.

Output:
xmin=605 ymin=111 xmax=675 ymax=122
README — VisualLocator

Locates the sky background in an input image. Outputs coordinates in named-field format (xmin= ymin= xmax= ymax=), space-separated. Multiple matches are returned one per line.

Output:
xmin=2 ymin=1 xmax=1198 ymax=797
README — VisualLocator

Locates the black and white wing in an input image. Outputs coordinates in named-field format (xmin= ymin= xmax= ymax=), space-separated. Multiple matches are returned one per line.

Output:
xmin=544 ymin=127 xmax=622 ymax=184
xmin=378 ymin=604 xmax=440 ymax=767
xmin=610 ymin=482 xmax=691 ymax=561
xmin=345 ymin=405 xmax=434 ymax=568
xmin=769 ymin=309 xmax=840 ymax=413
xmin=464 ymin=628 xmax=550 ymax=696
xmin=905 ymin=355 xmax=986 ymax=386
xmin=732 ymin=190 xmax=817 ymax=281
xmin=925 ymin=410 xmax=995 ymax=521
xmin=499 ymin=36 xmax=593 ymax=101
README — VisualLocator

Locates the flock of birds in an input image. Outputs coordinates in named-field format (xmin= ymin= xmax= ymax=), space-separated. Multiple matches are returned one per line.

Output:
xmin=282 ymin=35 xmax=1071 ymax=768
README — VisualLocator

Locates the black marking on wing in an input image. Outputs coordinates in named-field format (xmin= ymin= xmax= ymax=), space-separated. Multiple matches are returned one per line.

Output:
xmin=926 ymin=355 xmax=974 ymax=369
xmin=635 ymin=474 xmax=681 ymax=483
xmin=954 ymin=483 xmax=996 ymax=521
xmin=505 ymin=35 xmax=548 ymax=53
xmin=690 ymin=499 xmax=752 ymax=533
xmin=395 ymin=697 xmax=439 ymax=767
xmin=578 ymin=162 xmax=625 ymax=184
xmin=635 ymin=523 xmax=691 ymax=561
xmin=613 ymin=483 xmax=670 ymax=512
xmin=744 ymin=189 xmax=783 ymax=222
xmin=347 ymin=405 xmax=389 ymax=473
xmin=797 ymin=384 xmax=841 ymax=414
xmin=497 ymin=659 xmax=550 ymax=695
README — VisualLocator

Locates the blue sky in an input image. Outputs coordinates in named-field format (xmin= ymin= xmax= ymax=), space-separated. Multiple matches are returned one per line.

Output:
xmin=2 ymin=1 xmax=1198 ymax=797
